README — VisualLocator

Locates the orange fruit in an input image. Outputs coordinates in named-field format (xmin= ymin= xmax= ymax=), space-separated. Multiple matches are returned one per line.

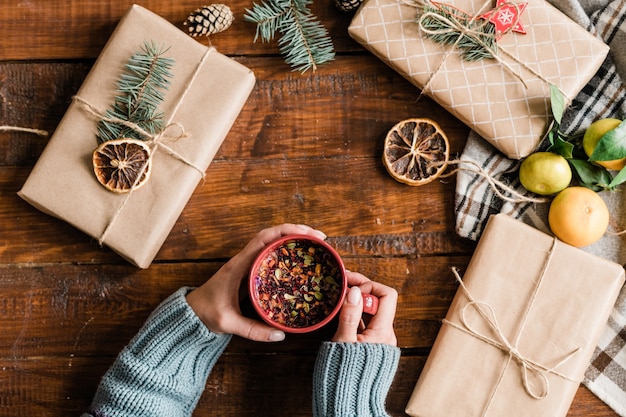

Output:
xmin=382 ymin=118 xmax=449 ymax=186
xmin=548 ymin=186 xmax=609 ymax=247
xmin=93 ymin=138 xmax=152 ymax=193
xmin=582 ymin=118 xmax=626 ymax=171
xmin=518 ymin=152 xmax=572 ymax=195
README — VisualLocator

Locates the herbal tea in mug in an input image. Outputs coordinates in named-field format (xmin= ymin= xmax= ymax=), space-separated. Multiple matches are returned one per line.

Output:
xmin=249 ymin=235 xmax=379 ymax=333
xmin=250 ymin=237 xmax=344 ymax=332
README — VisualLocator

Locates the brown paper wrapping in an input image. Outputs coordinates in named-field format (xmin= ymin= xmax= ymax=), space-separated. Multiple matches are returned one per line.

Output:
xmin=18 ymin=5 xmax=255 ymax=268
xmin=406 ymin=214 xmax=625 ymax=417
xmin=348 ymin=0 xmax=609 ymax=159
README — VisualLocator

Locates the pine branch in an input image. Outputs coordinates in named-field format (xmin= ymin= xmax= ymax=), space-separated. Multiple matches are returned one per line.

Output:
xmin=246 ymin=0 xmax=290 ymax=42
xmin=420 ymin=3 xmax=497 ymax=62
xmin=244 ymin=0 xmax=335 ymax=73
xmin=97 ymin=41 xmax=175 ymax=143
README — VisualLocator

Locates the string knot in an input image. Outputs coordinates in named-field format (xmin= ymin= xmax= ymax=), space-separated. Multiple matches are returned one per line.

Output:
xmin=417 ymin=0 xmax=530 ymax=88
xmin=70 ymin=47 xmax=214 ymax=246
xmin=444 ymin=263 xmax=581 ymax=404
xmin=418 ymin=1 xmax=499 ymax=61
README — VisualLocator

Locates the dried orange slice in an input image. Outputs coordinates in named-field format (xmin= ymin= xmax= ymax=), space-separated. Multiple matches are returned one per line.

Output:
xmin=382 ymin=118 xmax=449 ymax=186
xmin=93 ymin=138 xmax=152 ymax=193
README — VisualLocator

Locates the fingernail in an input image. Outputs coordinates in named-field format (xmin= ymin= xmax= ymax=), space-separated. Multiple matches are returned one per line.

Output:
xmin=297 ymin=224 xmax=326 ymax=240
xmin=347 ymin=286 xmax=362 ymax=305
xmin=269 ymin=330 xmax=285 ymax=342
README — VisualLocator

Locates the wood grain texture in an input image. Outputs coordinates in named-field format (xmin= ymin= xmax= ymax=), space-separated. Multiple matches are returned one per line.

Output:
xmin=0 ymin=0 xmax=357 ymax=60
xmin=0 ymin=258 xmax=464 ymax=357
xmin=1 ymin=56 xmax=471 ymax=264
xmin=0 ymin=1 xmax=618 ymax=416
xmin=0 ymin=57 xmax=469 ymax=165
xmin=0 ymin=356 xmax=617 ymax=417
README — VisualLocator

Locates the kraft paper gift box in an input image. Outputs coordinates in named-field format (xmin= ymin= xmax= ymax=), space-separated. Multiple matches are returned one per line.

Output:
xmin=406 ymin=214 xmax=625 ymax=417
xmin=348 ymin=0 xmax=609 ymax=159
xmin=18 ymin=5 xmax=255 ymax=268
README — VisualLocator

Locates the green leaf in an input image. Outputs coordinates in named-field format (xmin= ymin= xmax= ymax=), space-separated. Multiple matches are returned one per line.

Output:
xmin=546 ymin=127 xmax=556 ymax=147
xmin=548 ymin=136 xmax=574 ymax=159
xmin=568 ymin=159 xmax=613 ymax=191
xmin=550 ymin=84 xmax=565 ymax=125
xmin=590 ymin=120 xmax=626 ymax=161
xmin=609 ymin=165 xmax=626 ymax=188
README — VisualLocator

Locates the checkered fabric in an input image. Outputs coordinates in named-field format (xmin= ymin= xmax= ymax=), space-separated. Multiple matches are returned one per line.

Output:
xmin=454 ymin=0 xmax=626 ymax=414
xmin=586 ymin=292 xmax=626 ymax=416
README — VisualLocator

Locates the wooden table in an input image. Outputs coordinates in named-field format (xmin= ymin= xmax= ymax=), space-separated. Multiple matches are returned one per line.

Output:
xmin=0 ymin=1 xmax=618 ymax=416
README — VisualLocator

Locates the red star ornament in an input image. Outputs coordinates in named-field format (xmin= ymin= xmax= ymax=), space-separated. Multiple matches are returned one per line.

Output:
xmin=479 ymin=0 xmax=528 ymax=39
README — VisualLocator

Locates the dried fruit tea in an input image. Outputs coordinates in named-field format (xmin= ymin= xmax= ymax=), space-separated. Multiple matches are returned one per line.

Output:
xmin=253 ymin=239 xmax=342 ymax=328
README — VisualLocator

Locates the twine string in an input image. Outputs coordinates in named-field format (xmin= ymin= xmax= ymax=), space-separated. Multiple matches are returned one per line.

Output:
xmin=73 ymin=95 xmax=204 ymax=178
xmin=436 ymin=158 xmax=625 ymax=239
xmin=0 ymin=125 xmax=49 ymax=137
xmin=444 ymin=243 xmax=582 ymax=410
xmin=606 ymin=217 xmax=626 ymax=237
xmin=418 ymin=3 xmax=528 ymax=89
xmin=436 ymin=159 xmax=550 ymax=204
xmin=73 ymin=47 xmax=214 ymax=246
xmin=418 ymin=0 xmax=528 ymax=92
xmin=97 ymin=137 xmax=152 ymax=246
xmin=413 ymin=0 xmax=559 ymax=98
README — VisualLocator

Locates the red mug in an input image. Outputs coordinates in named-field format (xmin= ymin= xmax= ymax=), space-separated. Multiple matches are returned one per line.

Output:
xmin=248 ymin=234 xmax=378 ymax=333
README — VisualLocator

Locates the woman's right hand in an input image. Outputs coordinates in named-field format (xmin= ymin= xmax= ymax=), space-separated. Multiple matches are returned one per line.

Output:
xmin=331 ymin=271 xmax=398 ymax=346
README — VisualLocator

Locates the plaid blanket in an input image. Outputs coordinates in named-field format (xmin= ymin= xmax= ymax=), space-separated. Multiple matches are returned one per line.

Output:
xmin=454 ymin=0 xmax=626 ymax=414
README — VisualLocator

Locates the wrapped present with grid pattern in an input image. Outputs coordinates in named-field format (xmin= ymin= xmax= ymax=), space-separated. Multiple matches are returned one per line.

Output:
xmin=348 ymin=0 xmax=609 ymax=159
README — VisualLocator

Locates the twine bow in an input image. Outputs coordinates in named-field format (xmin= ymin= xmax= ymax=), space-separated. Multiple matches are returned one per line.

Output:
xmin=412 ymin=0 xmax=557 ymax=95
xmin=73 ymin=47 xmax=214 ymax=246
xmin=73 ymin=95 xmax=204 ymax=179
xmin=418 ymin=1 xmax=503 ymax=61
xmin=444 ymin=240 xmax=582 ymax=410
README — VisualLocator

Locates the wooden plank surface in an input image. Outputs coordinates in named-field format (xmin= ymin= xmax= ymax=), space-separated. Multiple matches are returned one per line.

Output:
xmin=0 ymin=0 xmax=357 ymax=60
xmin=0 ymin=0 xmax=619 ymax=416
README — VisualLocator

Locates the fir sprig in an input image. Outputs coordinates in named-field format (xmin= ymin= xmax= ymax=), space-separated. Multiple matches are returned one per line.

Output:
xmin=244 ymin=0 xmax=335 ymax=73
xmin=419 ymin=3 xmax=497 ymax=62
xmin=97 ymin=41 xmax=175 ymax=143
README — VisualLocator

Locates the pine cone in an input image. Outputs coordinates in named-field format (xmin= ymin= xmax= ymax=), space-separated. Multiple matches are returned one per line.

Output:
xmin=333 ymin=0 xmax=364 ymax=12
xmin=184 ymin=4 xmax=234 ymax=37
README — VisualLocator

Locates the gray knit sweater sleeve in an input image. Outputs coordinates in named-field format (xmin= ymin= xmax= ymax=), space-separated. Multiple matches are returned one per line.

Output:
xmin=82 ymin=287 xmax=232 ymax=417
xmin=81 ymin=289 xmax=399 ymax=417
xmin=312 ymin=341 xmax=401 ymax=417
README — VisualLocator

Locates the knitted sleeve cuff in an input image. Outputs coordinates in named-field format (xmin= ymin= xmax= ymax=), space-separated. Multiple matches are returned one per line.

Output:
xmin=89 ymin=287 xmax=232 ymax=417
xmin=312 ymin=341 xmax=401 ymax=417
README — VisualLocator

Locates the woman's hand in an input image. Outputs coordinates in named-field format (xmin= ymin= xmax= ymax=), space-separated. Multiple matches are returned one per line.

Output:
xmin=186 ymin=224 xmax=327 ymax=342
xmin=331 ymin=271 xmax=398 ymax=346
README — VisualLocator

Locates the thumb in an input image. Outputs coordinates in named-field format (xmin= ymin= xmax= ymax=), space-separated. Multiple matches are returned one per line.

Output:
xmin=230 ymin=316 xmax=286 ymax=343
xmin=332 ymin=286 xmax=363 ymax=343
